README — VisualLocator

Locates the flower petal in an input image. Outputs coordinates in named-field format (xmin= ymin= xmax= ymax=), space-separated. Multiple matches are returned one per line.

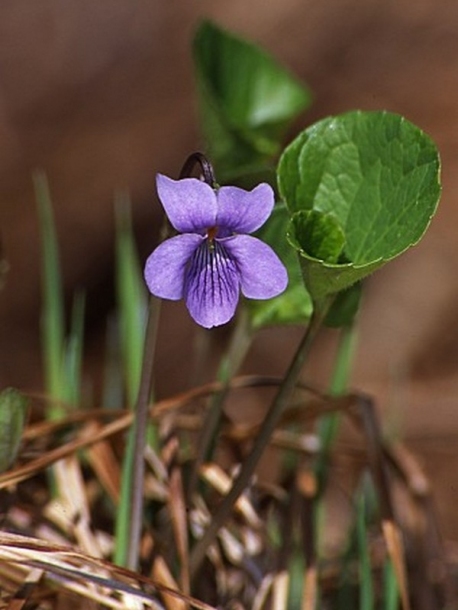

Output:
xmin=156 ymin=174 xmax=217 ymax=233
xmin=144 ymin=234 xmax=203 ymax=299
xmin=216 ymin=183 xmax=275 ymax=234
xmin=224 ymin=235 xmax=288 ymax=299
xmin=184 ymin=241 xmax=241 ymax=328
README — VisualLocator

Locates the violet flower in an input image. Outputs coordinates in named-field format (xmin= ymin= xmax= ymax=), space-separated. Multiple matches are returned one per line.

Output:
xmin=144 ymin=174 xmax=288 ymax=328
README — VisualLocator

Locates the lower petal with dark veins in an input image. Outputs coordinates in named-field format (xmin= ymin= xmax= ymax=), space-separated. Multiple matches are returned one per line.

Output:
xmin=184 ymin=240 xmax=241 ymax=328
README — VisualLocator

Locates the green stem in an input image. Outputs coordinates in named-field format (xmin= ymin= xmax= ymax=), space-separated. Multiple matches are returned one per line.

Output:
xmin=126 ymin=296 xmax=161 ymax=570
xmin=187 ymin=309 xmax=252 ymax=499
xmin=189 ymin=305 xmax=329 ymax=578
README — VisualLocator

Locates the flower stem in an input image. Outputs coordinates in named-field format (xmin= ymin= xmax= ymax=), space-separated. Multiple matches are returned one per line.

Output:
xmin=126 ymin=296 xmax=160 ymax=570
xmin=189 ymin=303 xmax=330 ymax=578
xmin=179 ymin=152 xmax=216 ymax=187
xmin=187 ymin=309 xmax=252 ymax=499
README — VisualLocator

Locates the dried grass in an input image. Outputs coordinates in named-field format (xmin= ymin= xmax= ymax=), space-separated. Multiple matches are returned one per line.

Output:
xmin=0 ymin=376 xmax=455 ymax=608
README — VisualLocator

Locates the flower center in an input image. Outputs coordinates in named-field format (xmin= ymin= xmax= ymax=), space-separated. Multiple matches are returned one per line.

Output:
xmin=207 ymin=226 xmax=218 ymax=241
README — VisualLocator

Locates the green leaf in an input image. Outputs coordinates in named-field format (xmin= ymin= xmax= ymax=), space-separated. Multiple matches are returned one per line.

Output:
xmin=278 ymin=111 xmax=441 ymax=305
xmin=0 ymin=388 xmax=28 ymax=472
xmin=193 ymin=20 xmax=311 ymax=179
xmin=247 ymin=205 xmax=312 ymax=328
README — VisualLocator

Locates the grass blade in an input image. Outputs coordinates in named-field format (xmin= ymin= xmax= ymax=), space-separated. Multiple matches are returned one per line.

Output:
xmin=357 ymin=489 xmax=374 ymax=610
xmin=113 ymin=192 xmax=152 ymax=568
xmin=115 ymin=191 xmax=147 ymax=406
xmin=34 ymin=171 xmax=65 ymax=412
xmin=63 ymin=290 xmax=85 ymax=405
xmin=383 ymin=556 xmax=399 ymax=610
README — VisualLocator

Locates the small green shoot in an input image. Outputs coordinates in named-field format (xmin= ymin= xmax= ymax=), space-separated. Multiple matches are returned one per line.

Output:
xmin=0 ymin=388 xmax=28 ymax=473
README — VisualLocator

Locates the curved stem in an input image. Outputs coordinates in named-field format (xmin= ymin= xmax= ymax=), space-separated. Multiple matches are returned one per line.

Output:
xmin=189 ymin=305 xmax=330 ymax=578
xmin=179 ymin=152 xmax=216 ymax=187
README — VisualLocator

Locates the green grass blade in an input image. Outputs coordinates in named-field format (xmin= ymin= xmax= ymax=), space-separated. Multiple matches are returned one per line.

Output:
xmin=316 ymin=322 xmax=358 ymax=488
xmin=314 ymin=322 xmax=359 ymax=565
xmin=287 ymin=550 xmax=305 ymax=610
xmin=63 ymin=290 xmax=85 ymax=405
xmin=114 ymin=428 xmax=136 ymax=566
xmin=383 ymin=557 xmax=399 ymax=610
xmin=115 ymin=192 xmax=147 ymax=406
xmin=357 ymin=490 xmax=374 ymax=610
xmin=113 ymin=192 xmax=149 ymax=566
xmin=34 ymin=171 xmax=65 ymax=413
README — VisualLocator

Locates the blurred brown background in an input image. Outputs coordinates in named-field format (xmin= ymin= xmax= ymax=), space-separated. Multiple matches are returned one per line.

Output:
xmin=1 ymin=1 xmax=458 ymax=535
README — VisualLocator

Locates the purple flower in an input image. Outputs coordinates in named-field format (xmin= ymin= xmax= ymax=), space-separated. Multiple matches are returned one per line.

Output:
xmin=144 ymin=174 xmax=288 ymax=328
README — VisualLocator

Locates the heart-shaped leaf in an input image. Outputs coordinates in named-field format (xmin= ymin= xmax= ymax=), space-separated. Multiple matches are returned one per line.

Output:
xmin=278 ymin=111 xmax=441 ymax=306
xmin=193 ymin=20 xmax=311 ymax=179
